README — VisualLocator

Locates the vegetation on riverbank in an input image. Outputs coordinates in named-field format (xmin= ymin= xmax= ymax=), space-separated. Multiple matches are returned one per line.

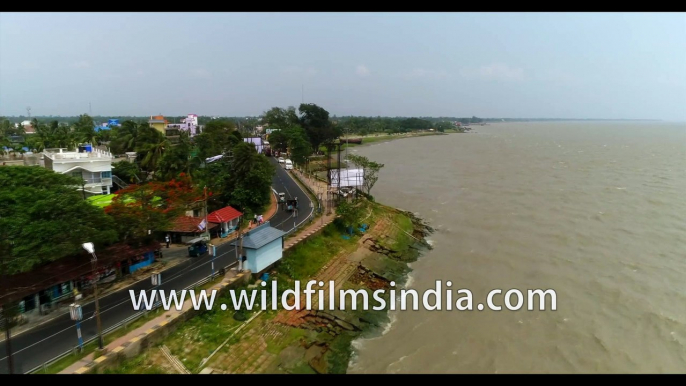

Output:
xmin=101 ymin=198 xmax=432 ymax=374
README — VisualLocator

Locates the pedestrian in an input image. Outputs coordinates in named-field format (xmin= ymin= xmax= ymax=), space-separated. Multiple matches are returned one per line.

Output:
xmin=254 ymin=214 xmax=257 ymax=225
xmin=165 ymin=234 xmax=170 ymax=248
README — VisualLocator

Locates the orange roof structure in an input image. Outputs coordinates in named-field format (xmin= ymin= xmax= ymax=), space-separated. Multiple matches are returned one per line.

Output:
xmin=167 ymin=216 xmax=218 ymax=233
xmin=150 ymin=115 xmax=168 ymax=124
xmin=207 ymin=206 xmax=243 ymax=224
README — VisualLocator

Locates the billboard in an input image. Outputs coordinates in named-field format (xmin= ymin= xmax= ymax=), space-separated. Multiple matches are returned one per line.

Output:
xmin=244 ymin=137 xmax=264 ymax=154
xmin=329 ymin=168 xmax=364 ymax=188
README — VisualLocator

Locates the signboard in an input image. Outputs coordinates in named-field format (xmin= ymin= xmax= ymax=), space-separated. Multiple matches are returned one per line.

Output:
xmin=69 ymin=304 xmax=83 ymax=321
xmin=151 ymin=272 xmax=162 ymax=286
xmin=329 ymin=168 xmax=364 ymax=188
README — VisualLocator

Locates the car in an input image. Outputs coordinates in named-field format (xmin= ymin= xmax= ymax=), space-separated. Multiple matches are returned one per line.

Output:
xmin=278 ymin=157 xmax=285 ymax=164
xmin=284 ymin=159 xmax=293 ymax=170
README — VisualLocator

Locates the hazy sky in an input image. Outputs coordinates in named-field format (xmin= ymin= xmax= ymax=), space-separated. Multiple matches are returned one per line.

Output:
xmin=1 ymin=12 xmax=685 ymax=120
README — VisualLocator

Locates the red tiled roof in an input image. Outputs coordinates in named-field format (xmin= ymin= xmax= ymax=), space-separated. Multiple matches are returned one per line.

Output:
xmin=207 ymin=206 xmax=243 ymax=224
xmin=167 ymin=216 xmax=218 ymax=233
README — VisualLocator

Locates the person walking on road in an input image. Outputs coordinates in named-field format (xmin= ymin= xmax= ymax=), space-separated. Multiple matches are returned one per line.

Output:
xmin=165 ymin=234 xmax=171 ymax=248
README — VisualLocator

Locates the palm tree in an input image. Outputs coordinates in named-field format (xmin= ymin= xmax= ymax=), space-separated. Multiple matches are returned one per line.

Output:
xmin=232 ymin=141 xmax=258 ymax=177
xmin=136 ymin=126 xmax=168 ymax=178
xmin=0 ymin=135 xmax=10 ymax=156
xmin=110 ymin=120 xmax=140 ymax=154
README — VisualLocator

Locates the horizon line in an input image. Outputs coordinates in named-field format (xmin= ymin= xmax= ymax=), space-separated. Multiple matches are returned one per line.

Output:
xmin=0 ymin=115 xmax=670 ymax=122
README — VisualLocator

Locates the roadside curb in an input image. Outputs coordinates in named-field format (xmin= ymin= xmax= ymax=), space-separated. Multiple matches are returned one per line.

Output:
xmin=67 ymin=270 xmax=252 ymax=374
xmin=1 ymin=256 xmax=188 ymax=343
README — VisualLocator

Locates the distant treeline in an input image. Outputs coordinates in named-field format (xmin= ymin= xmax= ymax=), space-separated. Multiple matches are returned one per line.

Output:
xmin=0 ymin=115 xmax=483 ymax=128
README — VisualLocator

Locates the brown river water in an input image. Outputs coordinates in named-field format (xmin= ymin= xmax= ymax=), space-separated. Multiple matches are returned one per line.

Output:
xmin=347 ymin=121 xmax=686 ymax=373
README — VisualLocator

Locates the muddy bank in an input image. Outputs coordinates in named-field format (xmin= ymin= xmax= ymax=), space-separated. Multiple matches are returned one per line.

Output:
xmin=284 ymin=207 xmax=434 ymax=373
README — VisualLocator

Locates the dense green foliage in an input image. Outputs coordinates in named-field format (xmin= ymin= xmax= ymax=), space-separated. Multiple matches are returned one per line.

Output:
xmin=205 ymin=141 xmax=275 ymax=215
xmin=0 ymin=167 xmax=118 ymax=274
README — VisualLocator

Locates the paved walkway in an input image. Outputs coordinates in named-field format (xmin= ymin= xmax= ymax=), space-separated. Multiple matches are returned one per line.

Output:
xmin=60 ymin=268 xmax=243 ymax=374
xmin=283 ymin=169 xmax=337 ymax=250
xmin=4 ymin=194 xmax=279 ymax=345
xmin=57 ymin=181 xmax=295 ymax=374
xmin=59 ymin=173 xmax=338 ymax=374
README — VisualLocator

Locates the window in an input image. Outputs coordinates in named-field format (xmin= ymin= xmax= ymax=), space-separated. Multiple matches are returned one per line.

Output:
xmin=101 ymin=171 xmax=112 ymax=178
xmin=71 ymin=171 xmax=82 ymax=179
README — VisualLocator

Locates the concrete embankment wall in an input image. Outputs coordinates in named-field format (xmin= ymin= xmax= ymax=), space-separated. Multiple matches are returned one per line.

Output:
xmin=72 ymin=271 xmax=252 ymax=374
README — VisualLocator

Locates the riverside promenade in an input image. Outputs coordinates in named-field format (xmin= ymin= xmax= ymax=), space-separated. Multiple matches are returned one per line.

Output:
xmin=61 ymin=169 xmax=336 ymax=374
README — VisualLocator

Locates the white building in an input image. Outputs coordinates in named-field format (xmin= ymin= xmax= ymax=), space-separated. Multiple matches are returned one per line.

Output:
xmin=42 ymin=146 xmax=114 ymax=195
xmin=166 ymin=113 xmax=200 ymax=138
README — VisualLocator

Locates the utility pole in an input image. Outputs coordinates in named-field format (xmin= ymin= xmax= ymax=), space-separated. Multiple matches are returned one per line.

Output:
xmin=238 ymin=226 xmax=244 ymax=272
xmin=82 ymin=243 xmax=104 ymax=350
xmin=204 ymin=186 xmax=208 ymax=238
xmin=2 ymin=249 xmax=15 ymax=374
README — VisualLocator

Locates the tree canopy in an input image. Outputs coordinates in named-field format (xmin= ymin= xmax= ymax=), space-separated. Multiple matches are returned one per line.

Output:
xmin=105 ymin=173 xmax=203 ymax=243
xmin=346 ymin=154 xmax=385 ymax=197
xmin=297 ymin=103 xmax=341 ymax=151
xmin=0 ymin=166 xmax=118 ymax=275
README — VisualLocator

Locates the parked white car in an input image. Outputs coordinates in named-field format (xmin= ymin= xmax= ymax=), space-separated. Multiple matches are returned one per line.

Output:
xmin=278 ymin=157 xmax=285 ymax=164
xmin=284 ymin=159 xmax=293 ymax=170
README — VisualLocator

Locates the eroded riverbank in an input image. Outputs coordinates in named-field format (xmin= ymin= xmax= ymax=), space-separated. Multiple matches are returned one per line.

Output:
xmin=99 ymin=199 xmax=433 ymax=374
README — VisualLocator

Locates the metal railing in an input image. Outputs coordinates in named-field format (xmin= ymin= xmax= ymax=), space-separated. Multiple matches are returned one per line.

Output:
xmin=25 ymin=168 xmax=320 ymax=374
xmin=25 ymin=261 xmax=235 ymax=374
xmin=111 ymin=175 xmax=129 ymax=190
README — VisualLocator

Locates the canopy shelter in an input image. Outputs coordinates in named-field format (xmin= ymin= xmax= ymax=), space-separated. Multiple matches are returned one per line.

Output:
xmin=207 ymin=206 xmax=243 ymax=238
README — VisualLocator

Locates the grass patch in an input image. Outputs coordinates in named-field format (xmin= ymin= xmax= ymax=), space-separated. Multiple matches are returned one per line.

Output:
xmin=33 ymin=307 xmax=165 ymax=374
xmin=101 ymin=353 xmax=167 ymax=374
xmin=265 ymin=327 xmax=310 ymax=355
xmin=389 ymin=212 xmax=414 ymax=251
xmin=278 ymin=224 xmax=359 ymax=280
xmin=323 ymin=332 xmax=356 ymax=374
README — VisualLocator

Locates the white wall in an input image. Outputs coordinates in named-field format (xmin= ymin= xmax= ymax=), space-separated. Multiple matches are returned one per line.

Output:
xmin=246 ymin=237 xmax=283 ymax=273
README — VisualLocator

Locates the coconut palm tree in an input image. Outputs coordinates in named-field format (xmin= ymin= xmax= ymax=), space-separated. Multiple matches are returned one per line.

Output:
xmin=136 ymin=125 xmax=168 ymax=178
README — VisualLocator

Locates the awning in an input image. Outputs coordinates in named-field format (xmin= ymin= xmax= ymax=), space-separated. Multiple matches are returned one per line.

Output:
xmin=207 ymin=206 xmax=242 ymax=224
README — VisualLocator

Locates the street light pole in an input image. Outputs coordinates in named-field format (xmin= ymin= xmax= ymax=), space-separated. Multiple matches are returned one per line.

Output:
xmin=82 ymin=242 xmax=104 ymax=350
xmin=2 ymin=241 xmax=15 ymax=374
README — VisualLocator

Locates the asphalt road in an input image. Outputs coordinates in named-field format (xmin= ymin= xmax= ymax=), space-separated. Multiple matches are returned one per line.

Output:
xmin=0 ymin=157 xmax=313 ymax=374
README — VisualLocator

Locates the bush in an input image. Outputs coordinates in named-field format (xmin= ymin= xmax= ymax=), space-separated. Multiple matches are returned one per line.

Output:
xmin=233 ymin=310 xmax=248 ymax=321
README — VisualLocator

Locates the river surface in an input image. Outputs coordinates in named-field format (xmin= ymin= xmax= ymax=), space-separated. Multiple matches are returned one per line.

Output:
xmin=347 ymin=121 xmax=686 ymax=373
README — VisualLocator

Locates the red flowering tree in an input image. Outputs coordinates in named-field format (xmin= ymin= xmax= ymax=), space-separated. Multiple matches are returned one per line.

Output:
xmin=106 ymin=173 xmax=206 ymax=243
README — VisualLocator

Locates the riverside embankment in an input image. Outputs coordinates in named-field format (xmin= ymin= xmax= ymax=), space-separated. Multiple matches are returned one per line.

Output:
xmin=93 ymin=197 xmax=432 ymax=374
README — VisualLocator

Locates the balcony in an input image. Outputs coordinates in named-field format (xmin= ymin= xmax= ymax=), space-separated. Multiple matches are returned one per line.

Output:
xmin=83 ymin=177 xmax=112 ymax=186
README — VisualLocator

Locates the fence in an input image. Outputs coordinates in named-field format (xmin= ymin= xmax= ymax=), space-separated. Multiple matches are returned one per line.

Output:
xmin=26 ymin=262 xmax=234 ymax=374
xmin=25 ymin=170 xmax=319 ymax=373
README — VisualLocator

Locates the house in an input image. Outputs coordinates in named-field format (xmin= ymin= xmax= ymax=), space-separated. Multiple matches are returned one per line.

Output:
xmin=165 ymin=216 xmax=218 ymax=244
xmin=230 ymin=222 xmax=285 ymax=274
xmin=207 ymin=206 xmax=243 ymax=238
xmin=166 ymin=114 xmax=201 ymax=143
xmin=148 ymin=115 xmax=168 ymax=134
xmin=42 ymin=146 xmax=114 ymax=195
